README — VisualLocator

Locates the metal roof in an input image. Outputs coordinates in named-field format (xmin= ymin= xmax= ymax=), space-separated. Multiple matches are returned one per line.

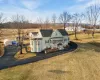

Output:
xmin=31 ymin=29 xmax=68 ymax=37
xmin=40 ymin=29 xmax=53 ymax=37
xmin=57 ymin=29 xmax=68 ymax=36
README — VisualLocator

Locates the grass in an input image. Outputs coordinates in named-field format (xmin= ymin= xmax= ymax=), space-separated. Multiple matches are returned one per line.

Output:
xmin=70 ymin=33 xmax=100 ymax=42
xmin=14 ymin=48 xmax=36 ymax=60
xmin=0 ymin=42 xmax=4 ymax=57
xmin=0 ymin=33 xmax=100 ymax=80
xmin=67 ymin=31 xmax=74 ymax=34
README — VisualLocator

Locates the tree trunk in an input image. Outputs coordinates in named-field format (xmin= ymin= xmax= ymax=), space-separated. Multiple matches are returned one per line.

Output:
xmin=20 ymin=43 xmax=23 ymax=54
xmin=75 ymin=27 xmax=78 ymax=40
xmin=64 ymin=23 xmax=66 ymax=30
xmin=18 ymin=29 xmax=23 ymax=54
xmin=92 ymin=25 xmax=95 ymax=39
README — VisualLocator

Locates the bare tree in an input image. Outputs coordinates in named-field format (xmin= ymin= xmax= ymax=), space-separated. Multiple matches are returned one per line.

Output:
xmin=72 ymin=13 xmax=84 ymax=40
xmin=45 ymin=17 xmax=49 ymax=29
xmin=0 ymin=13 xmax=6 ymax=55
xmin=52 ymin=14 xmax=57 ymax=27
xmin=36 ymin=17 xmax=43 ymax=29
xmin=59 ymin=11 xmax=71 ymax=29
xmin=0 ymin=13 xmax=5 ymax=41
xmin=85 ymin=4 xmax=100 ymax=38
xmin=11 ymin=14 xmax=28 ymax=54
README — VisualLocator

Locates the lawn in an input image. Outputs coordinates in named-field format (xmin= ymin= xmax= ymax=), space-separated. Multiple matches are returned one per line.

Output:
xmin=14 ymin=48 xmax=36 ymax=60
xmin=0 ymin=33 xmax=100 ymax=80
xmin=0 ymin=42 xmax=4 ymax=57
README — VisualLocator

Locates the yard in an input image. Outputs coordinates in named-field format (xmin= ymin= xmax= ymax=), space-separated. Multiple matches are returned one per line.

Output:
xmin=0 ymin=33 xmax=100 ymax=80
xmin=0 ymin=42 xmax=4 ymax=57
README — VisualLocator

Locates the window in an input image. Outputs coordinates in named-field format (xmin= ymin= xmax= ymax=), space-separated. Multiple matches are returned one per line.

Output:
xmin=51 ymin=40 xmax=63 ymax=43
xmin=45 ymin=40 xmax=49 ymax=43
xmin=64 ymin=39 xmax=67 ymax=41
xmin=36 ymin=40 xmax=39 ymax=45
xmin=49 ymin=40 xmax=51 ymax=43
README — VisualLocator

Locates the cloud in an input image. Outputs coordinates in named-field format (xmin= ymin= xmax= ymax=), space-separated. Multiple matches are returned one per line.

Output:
xmin=0 ymin=0 xmax=100 ymax=22
xmin=0 ymin=0 xmax=43 ymax=22
xmin=66 ymin=0 xmax=100 ymax=14
xmin=86 ymin=0 xmax=100 ymax=7
xmin=0 ymin=0 xmax=54 ymax=22
xmin=0 ymin=0 xmax=42 ymax=10
xmin=21 ymin=0 xmax=40 ymax=10
xmin=20 ymin=0 xmax=51 ymax=10
xmin=0 ymin=0 xmax=16 ymax=4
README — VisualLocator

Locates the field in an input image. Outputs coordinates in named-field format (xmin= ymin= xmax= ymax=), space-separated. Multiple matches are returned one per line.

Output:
xmin=0 ymin=29 xmax=40 ymax=41
xmin=0 ymin=32 xmax=100 ymax=80
xmin=0 ymin=28 xmax=63 ymax=40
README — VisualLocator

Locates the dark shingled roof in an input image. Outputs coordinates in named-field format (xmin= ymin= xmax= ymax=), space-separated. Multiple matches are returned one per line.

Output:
xmin=40 ymin=29 xmax=53 ymax=37
xmin=58 ymin=29 xmax=68 ymax=36
xmin=32 ymin=32 xmax=38 ymax=35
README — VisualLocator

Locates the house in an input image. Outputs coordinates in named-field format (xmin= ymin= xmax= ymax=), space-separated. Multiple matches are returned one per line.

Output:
xmin=65 ymin=26 xmax=85 ymax=32
xmin=4 ymin=39 xmax=12 ymax=46
xmin=29 ymin=29 xmax=70 ymax=53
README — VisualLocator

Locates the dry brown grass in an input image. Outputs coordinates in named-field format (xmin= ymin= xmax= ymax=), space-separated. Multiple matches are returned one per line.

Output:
xmin=14 ymin=48 xmax=36 ymax=60
xmin=0 ymin=33 xmax=100 ymax=80
xmin=0 ymin=29 xmax=39 ymax=41
xmin=1 ymin=28 xmax=64 ymax=40
xmin=70 ymin=33 xmax=100 ymax=43
xmin=0 ymin=42 xmax=4 ymax=57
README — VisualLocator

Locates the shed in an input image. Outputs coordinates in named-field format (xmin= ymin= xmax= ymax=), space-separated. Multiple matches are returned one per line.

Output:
xmin=29 ymin=29 xmax=70 ymax=53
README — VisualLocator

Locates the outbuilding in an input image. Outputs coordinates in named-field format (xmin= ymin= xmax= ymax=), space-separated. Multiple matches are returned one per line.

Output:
xmin=29 ymin=29 xmax=70 ymax=53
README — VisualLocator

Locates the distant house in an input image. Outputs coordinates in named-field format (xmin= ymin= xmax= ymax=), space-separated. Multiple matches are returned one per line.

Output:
xmin=4 ymin=39 xmax=12 ymax=46
xmin=29 ymin=29 xmax=70 ymax=53
xmin=4 ymin=39 xmax=18 ymax=46
xmin=65 ymin=26 xmax=85 ymax=32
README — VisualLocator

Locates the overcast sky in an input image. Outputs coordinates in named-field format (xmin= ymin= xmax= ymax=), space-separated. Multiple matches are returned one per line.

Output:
xmin=0 ymin=0 xmax=99 ymax=22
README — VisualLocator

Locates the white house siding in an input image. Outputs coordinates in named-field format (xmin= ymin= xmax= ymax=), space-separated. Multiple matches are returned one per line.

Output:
xmin=30 ymin=32 xmax=43 ymax=52
xmin=65 ymin=26 xmax=74 ymax=31
xmin=63 ymin=36 xmax=69 ymax=46
xmin=30 ymin=39 xmax=43 ymax=52
xmin=42 ymin=37 xmax=51 ymax=49
xmin=30 ymin=29 xmax=70 ymax=53
xmin=50 ymin=37 xmax=64 ymax=49
xmin=36 ymin=39 xmax=42 ymax=52
xmin=30 ymin=41 xmax=32 ymax=52
xmin=29 ymin=32 xmax=42 ymax=39
xmin=30 ymin=40 xmax=36 ymax=52
xmin=65 ymin=26 xmax=85 ymax=32
xmin=51 ymin=30 xmax=62 ymax=38
xmin=50 ymin=30 xmax=64 ymax=50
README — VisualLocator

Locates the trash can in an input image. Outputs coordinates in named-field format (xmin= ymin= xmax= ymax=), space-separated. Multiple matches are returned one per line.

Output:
xmin=12 ymin=41 xmax=18 ymax=46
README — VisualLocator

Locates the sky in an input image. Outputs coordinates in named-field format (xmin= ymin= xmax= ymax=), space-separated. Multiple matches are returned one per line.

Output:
xmin=0 ymin=0 xmax=99 ymax=22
